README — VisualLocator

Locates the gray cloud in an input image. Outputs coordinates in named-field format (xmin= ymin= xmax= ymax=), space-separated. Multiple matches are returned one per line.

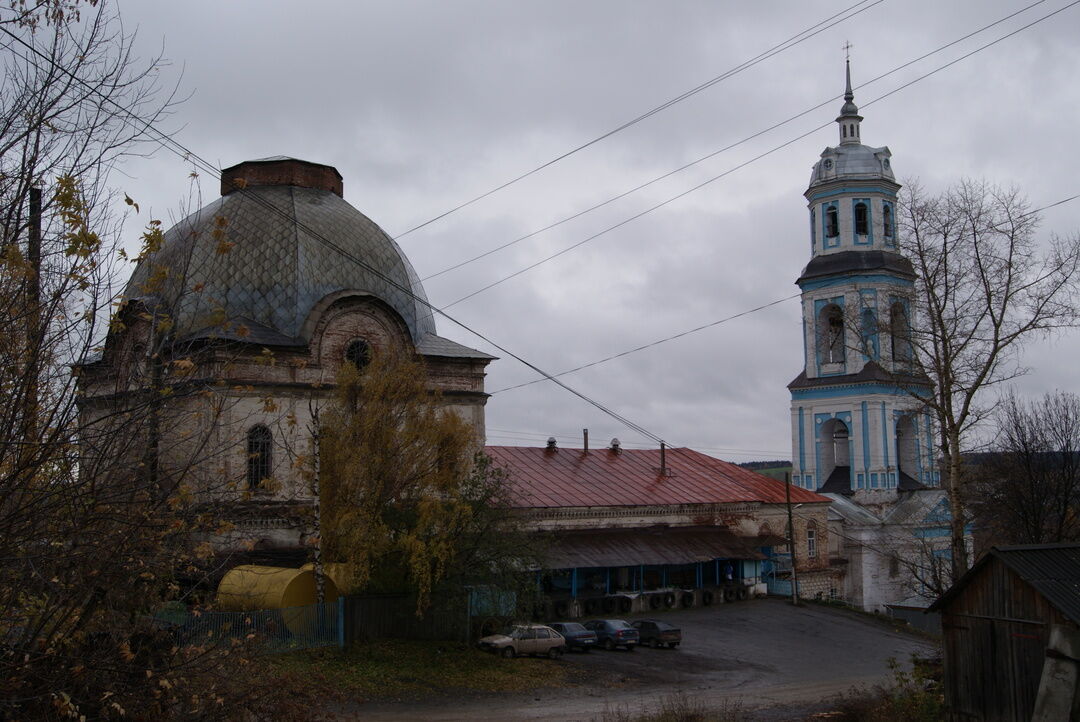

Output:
xmin=115 ymin=0 xmax=1080 ymax=460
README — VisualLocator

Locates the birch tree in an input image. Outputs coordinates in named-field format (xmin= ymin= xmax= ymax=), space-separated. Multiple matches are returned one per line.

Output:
xmin=896 ymin=179 xmax=1080 ymax=580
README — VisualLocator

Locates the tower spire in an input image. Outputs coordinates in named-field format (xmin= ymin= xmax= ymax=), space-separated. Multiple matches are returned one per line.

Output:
xmin=837 ymin=50 xmax=862 ymax=145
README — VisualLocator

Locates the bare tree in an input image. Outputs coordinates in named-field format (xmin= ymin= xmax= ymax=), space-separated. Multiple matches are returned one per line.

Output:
xmin=0 ymin=4 xmax=316 ymax=718
xmin=896 ymin=179 xmax=1080 ymax=579
xmin=970 ymin=390 xmax=1080 ymax=545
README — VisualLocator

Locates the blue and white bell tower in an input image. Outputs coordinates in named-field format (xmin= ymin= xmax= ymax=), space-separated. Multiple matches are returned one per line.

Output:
xmin=788 ymin=61 xmax=937 ymax=496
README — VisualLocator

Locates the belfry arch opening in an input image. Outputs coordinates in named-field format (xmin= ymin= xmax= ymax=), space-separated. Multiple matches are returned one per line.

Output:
xmin=895 ymin=415 xmax=920 ymax=484
xmin=889 ymin=302 xmax=911 ymax=365
xmin=819 ymin=417 xmax=851 ymax=489
xmin=818 ymin=304 xmax=845 ymax=366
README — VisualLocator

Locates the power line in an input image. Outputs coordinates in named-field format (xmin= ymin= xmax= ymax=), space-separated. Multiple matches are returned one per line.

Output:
xmin=393 ymin=0 xmax=884 ymax=240
xmin=434 ymin=0 xmax=1071 ymax=310
xmin=492 ymin=294 xmax=800 ymax=394
xmin=423 ymin=0 xmax=1052 ymax=284
xmin=0 ymin=25 xmax=673 ymax=448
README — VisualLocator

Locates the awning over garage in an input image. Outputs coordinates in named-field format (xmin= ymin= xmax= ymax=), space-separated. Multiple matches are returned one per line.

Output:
xmin=541 ymin=527 xmax=768 ymax=569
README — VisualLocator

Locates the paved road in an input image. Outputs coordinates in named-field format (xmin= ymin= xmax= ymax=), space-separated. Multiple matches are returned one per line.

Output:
xmin=353 ymin=598 xmax=937 ymax=720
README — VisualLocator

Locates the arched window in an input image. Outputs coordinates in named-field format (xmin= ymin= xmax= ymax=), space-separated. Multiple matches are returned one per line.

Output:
xmin=889 ymin=302 xmax=911 ymax=364
xmin=818 ymin=304 xmax=845 ymax=365
xmin=806 ymin=523 xmax=818 ymax=558
xmin=345 ymin=338 xmax=371 ymax=370
xmin=825 ymin=206 xmax=839 ymax=238
xmin=883 ymin=203 xmax=894 ymax=239
xmin=818 ymin=417 xmax=851 ymax=487
xmin=842 ymin=125 xmax=847 ymax=138
xmin=810 ymin=208 xmax=816 ymax=247
xmin=860 ymin=307 xmax=878 ymax=359
xmin=854 ymin=202 xmax=868 ymax=236
xmin=896 ymin=415 xmax=919 ymax=484
xmin=247 ymin=425 xmax=273 ymax=489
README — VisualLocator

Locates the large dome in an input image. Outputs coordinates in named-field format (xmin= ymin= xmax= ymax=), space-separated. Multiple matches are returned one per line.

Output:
xmin=125 ymin=158 xmax=436 ymax=345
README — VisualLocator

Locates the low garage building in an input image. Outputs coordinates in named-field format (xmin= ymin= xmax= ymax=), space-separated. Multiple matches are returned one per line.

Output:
xmin=486 ymin=441 xmax=833 ymax=616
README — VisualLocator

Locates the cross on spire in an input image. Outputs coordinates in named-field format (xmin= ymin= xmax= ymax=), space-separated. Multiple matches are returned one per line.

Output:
xmin=843 ymin=40 xmax=853 ymax=61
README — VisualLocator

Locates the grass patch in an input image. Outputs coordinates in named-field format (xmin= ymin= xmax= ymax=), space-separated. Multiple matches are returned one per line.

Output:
xmin=820 ymin=655 xmax=944 ymax=721
xmin=267 ymin=639 xmax=577 ymax=702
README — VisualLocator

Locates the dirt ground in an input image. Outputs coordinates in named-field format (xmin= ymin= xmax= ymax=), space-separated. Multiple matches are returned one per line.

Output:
xmin=346 ymin=598 xmax=938 ymax=720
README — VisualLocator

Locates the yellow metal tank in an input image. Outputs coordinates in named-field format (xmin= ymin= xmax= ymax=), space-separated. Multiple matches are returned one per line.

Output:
xmin=216 ymin=565 xmax=339 ymax=610
xmin=216 ymin=565 xmax=340 ymax=637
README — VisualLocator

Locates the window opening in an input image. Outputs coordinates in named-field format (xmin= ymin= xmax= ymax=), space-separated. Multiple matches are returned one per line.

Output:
xmin=825 ymin=206 xmax=839 ymax=238
xmin=883 ymin=204 xmax=894 ymax=238
xmin=807 ymin=529 xmax=817 ymax=558
xmin=820 ymin=305 xmax=845 ymax=364
xmin=247 ymin=425 xmax=273 ymax=489
xmin=854 ymin=202 xmax=868 ymax=236
xmin=889 ymin=303 xmax=911 ymax=363
xmin=345 ymin=339 xmax=371 ymax=370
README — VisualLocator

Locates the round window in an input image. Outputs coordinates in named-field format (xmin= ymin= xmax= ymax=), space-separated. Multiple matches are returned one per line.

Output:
xmin=345 ymin=339 xmax=371 ymax=370
xmin=823 ymin=159 xmax=833 ymax=170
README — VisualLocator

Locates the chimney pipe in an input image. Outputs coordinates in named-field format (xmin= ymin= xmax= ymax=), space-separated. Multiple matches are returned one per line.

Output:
xmin=610 ymin=438 xmax=621 ymax=453
xmin=660 ymin=442 xmax=667 ymax=477
xmin=546 ymin=436 xmax=557 ymax=451
xmin=583 ymin=428 xmax=588 ymax=454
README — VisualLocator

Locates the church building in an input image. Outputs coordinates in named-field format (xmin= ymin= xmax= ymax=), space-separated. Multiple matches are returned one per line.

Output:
xmin=76 ymin=157 xmax=495 ymax=560
xmin=787 ymin=62 xmax=950 ymax=612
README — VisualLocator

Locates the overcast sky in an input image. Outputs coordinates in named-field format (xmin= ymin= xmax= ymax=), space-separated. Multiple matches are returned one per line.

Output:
xmin=111 ymin=0 xmax=1080 ymax=461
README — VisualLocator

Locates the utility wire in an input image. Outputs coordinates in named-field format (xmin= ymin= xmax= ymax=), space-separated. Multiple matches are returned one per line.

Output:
xmin=424 ymin=0 xmax=1051 ymax=283
xmin=492 ymin=294 xmax=800 ymax=393
xmin=434 ymin=0 xmax=1069 ymax=310
xmin=481 ymin=184 xmax=1080 ymax=396
xmin=393 ymin=0 xmax=884 ymax=240
xmin=0 ymin=26 xmax=672 ymax=447
xmin=7 ymin=0 xmax=1075 ymax=446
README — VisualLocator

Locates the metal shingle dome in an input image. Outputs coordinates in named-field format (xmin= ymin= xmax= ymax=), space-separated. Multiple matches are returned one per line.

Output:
xmin=808 ymin=143 xmax=895 ymax=189
xmin=125 ymin=158 xmax=436 ymax=345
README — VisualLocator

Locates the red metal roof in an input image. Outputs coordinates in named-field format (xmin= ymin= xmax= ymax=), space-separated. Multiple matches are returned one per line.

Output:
xmin=485 ymin=446 xmax=830 ymax=508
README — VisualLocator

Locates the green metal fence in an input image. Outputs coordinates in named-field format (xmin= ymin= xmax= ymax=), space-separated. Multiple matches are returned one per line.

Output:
xmin=176 ymin=598 xmax=344 ymax=653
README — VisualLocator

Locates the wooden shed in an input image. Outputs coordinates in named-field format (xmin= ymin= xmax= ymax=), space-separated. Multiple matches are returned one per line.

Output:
xmin=928 ymin=543 xmax=1080 ymax=721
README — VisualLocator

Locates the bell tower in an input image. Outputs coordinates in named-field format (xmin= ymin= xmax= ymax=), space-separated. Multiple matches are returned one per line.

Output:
xmin=788 ymin=61 xmax=938 ymax=497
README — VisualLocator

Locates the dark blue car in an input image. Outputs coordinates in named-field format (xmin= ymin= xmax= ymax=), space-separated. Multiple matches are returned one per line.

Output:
xmin=548 ymin=622 xmax=597 ymax=652
xmin=582 ymin=619 xmax=639 ymax=651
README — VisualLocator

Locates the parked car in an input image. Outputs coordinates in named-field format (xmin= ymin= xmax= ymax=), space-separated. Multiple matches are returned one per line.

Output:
xmin=632 ymin=619 xmax=682 ymax=649
xmin=582 ymin=619 xmax=639 ymax=651
xmin=478 ymin=624 xmax=565 ymax=659
xmin=547 ymin=622 xmax=597 ymax=652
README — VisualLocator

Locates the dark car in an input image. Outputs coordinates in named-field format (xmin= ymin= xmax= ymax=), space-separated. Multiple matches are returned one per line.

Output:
xmin=632 ymin=619 xmax=682 ymax=649
xmin=548 ymin=622 xmax=597 ymax=652
xmin=582 ymin=619 xmax=639 ymax=651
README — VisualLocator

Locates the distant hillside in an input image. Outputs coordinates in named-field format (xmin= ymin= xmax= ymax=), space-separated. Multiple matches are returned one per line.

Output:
xmin=739 ymin=460 xmax=791 ymax=470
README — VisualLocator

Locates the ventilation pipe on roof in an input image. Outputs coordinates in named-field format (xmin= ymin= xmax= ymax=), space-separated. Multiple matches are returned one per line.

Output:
xmin=583 ymin=428 xmax=588 ymax=454
xmin=610 ymin=438 xmax=621 ymax=453
xmin=660 ymin=442 xmax=667 ymax=477
xmin=546 ymin=436 xmax=557 ymax=451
